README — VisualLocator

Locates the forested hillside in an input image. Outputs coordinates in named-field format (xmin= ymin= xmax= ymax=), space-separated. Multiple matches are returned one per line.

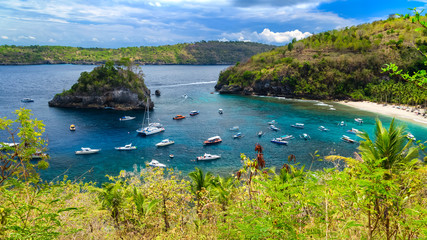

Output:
xmin=216 ymin=17 xmax=427 ymax=105
xmin=0 ymin=41 xmax=273 ymax=65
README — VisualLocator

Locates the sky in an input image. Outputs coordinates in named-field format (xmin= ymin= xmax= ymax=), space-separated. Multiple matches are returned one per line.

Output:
xmin=0 ymin=0 xmax=426 ymax=48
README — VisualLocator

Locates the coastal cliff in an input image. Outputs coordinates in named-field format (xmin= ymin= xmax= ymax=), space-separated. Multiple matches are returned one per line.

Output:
xmin=48 ymin=61 xmax=153 ymax=110
xmin=215 ymin=17 xmax=427 ymax=104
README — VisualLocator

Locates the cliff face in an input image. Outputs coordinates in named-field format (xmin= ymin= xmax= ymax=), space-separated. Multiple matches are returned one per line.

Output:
xmin=48 ymin=88 xmax=153 ymax=110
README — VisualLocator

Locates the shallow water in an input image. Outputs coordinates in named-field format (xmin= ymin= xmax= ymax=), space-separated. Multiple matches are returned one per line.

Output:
xmin=0 ymin=64 xmax=425 ymax=183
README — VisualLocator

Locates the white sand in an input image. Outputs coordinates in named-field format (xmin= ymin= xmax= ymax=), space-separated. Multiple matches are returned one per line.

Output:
xmin=337 ymin=101 xmax=427 ymax=127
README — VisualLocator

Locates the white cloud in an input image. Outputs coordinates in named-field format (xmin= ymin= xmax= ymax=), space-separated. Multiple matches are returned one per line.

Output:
xmin=1 ymin=36 xmax=8 ymax=39
xmin=48 ymin=38 xmax=56 ymax=42
xmin=149 ymin=2 xmax=162 ymax=7
xmin=92 ymin=37 xmax=99 ymax=42
xmin=29 ymin=36 xmax=36 ymax=39
xmin=259 ymin=28 xmax=312 ymax=43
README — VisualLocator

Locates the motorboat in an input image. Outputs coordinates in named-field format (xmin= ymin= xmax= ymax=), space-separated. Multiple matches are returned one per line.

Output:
xmin=70 ymin=124 xmax=76 ymax=131
xmin=203 ymin=136 xmax=222 ymax=145
xmin=31 ymin=151 xmax=48 ymax=159
xmin=0 ymin=142 xmax=17 ymax=149
xmin=268 ymin=120 xmax=277 ymax=125
xmin=173 ymin=115 xmax=186 ymax=120
xmin=156 ymin=139 xmax=175 ymax=147
xmin=354 ymin=118 xmax=363 ymax=124
xmin=346 ymin=128 xmax=362 ymax=134
xmin=257 ymin=131 xmax=263 ymax=137
xmin=21 ymin=98 xmax=34 ymax=103
xmin=115 ymin=143 xmax=137 ymax=151
xmin=318 ymin=126 xmax=329 ymax=132
xmin=169 ymin=154 xmax=174 ymax=158
xmin=280 ymin=135 xmax=294 ymax=140
xmin=190 ymin=110 xmax=199 ymax=116
xmin=218 ymin=109 xmax=223 ymax=114
xmin=148 ymin=159 xmax=166 ymax=168
xmin=229 ymin=126 xmax=239 ymax=131
xmin=341 ymin=135 xmax=357 ymax=143
xmin=291 ymin=123 xmax=304 ymax=129
xmin=233 ymin=132 xmax=243 ymax=139
xmin=271 ymin=138 xmax=288 ymax=145
xmin=300 ymin=133 xmax=311 ymax=140
xmin=136 ymin=99 xmax=165 ymax=136
xmin=75 ymin=147 xmax=101 ymax=155
xmin=197 ymin=153 xmax=221 ymax=161
xmin=270 ymin=125 xmax=280 ymax=131
xmin=119 ymin=116 xmax=136 ymax=121
xmin=406 ymin=133 xmax=416 ymax=141
xmin=338 ymin=121 xmax=346 ymax=127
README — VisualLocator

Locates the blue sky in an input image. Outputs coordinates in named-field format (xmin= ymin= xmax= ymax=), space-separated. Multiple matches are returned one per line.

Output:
xmin=0 ymin=0 xmax=425 ymax=48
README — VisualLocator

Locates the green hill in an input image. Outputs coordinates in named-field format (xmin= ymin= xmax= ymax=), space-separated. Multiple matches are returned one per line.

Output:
xmin=215 ymin=17 xmax=427 ymax=105
xmin=0 ymin=41 xmax=273 ymax=65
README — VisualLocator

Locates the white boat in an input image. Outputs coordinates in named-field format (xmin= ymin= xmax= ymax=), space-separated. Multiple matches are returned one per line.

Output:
xmin=338 ymin=121 xmax=346 ymax=127
xmin=204 ymin=136 xmax=222 ymax=145
xmin=406 ymin=133 xmax=416 ymax=141
xmin=196 ymin=153 xmax=221 ymax=161
xmin=341 ymin=135 xmax=357 ymax=143
xmin=233 ymin=132 xmax=243 ymax=139
xmin=318 ymin=126 xmax=329 ymax=132
xmin=354 ymin=118 xmax=363 ymax=124
xmin=300 ymin=133 xmax=311 ymax=140
xmin=0 ymin=142 xmax=17 ymax=148
xmin=31 ymin=151 xmax=48 ymax=159
xmin=148 ymin=159 xmax=166 ymax=168
xmin=119 ymin=116 xmax=136 ymax=121
xmin=280 ymin=135 xmax=294 ymax=140
xmin=218 ymin=109 xmax=223 ymax=114
xmin=21 ymin=98 xmax=34 ymax=103
xmin=271 ymin=138 xmax=288 ymax=145
xmin=156 ymin=139 xmax=175 ymax=147
xmin=75 ymin=147 xmax=101 ymax=155
xmin=136 ymin=99 xmax=165 ymax=136
xmin=291 ymin=123 xmax=304 ymax=129
xmin=346 ymin=128 xmax=362 ymax=134
xmin=257 ymin=131 xmax=263 ymax=137
xmin=270 ymin=125 xmax=280 ymax=131
xmin=268 ymin=120 xmax=277 ymax=125
xmin=115 ymin=143 xmax=137 ymax=151
xmin=229 ymin=126 xmax=239 ymax=131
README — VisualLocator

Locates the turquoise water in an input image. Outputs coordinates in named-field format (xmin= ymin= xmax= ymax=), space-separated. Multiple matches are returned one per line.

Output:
xmin=0 ymin=65 xmax=426 ymax=183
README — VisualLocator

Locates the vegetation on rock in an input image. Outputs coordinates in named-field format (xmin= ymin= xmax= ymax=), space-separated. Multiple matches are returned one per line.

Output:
xmin=216 ymin=16 xmax=427 ymax=106
xmin=0 ymin=41 xmax=274 ymax=65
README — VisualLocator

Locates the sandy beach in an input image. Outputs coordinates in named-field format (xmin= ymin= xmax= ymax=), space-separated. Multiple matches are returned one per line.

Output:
xmin=337 ymin=101 xmax=427 ymax=127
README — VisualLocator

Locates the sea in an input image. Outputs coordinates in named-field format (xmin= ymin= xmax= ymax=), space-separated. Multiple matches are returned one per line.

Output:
xmin=0 ymin=64 xmax=426 ymax=183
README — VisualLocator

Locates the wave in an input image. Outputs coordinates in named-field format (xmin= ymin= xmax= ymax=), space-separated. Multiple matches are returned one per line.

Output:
xmin=148 ymin=81 xmax=217 ymax=88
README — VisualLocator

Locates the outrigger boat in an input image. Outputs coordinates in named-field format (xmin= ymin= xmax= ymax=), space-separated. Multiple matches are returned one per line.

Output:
xmin=354 ymin=118 xmax=363 ymax=124
xmin=318 ymin=126 xmax=329 ymax=132
xmin=270 ymin=125 xmax=280 ymax=131
xmin=341 ymin=135 xmax=357 ymax=143
xmin=268 ymin=120 xmax=277 ymax=125
xmin=271 ymin=138 xmax=288 ymax=145
xmin=280 ymin=135 xmax=295 ymax=140
xmin=196 ymin=153 xmax=221 ymax=161
xmin=300 ymin=133 xmax=311 ymax=140
xmin=233 ymin=132 xmax=243 ymax=139
xmin=406 ymin=133 xmax=416 ymax=141
xmin=346 ymin=128 xmax=362 ymax=134
xmin=75 ymin=147 xmax=101 ymax=155
xmin=291 ymin=123 xmax=304 ymax=129
xmin=148 ymin=159 xmax=166 ymax=168
xmin=203 ymin=136 xmax=222 ymax=145
xmin=229 ymin=126 xmax=239 ymax=131
xmin=119 ymin=116 xmax=136 ymax=121
xmin=115 ymin=143 xmax=137 ymax=151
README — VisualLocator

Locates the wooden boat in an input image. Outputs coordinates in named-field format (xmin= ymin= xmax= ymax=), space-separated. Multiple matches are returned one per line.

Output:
xmin=203 ymin=136 xmax=222 ymax=145
xmin=341 ymin=135 xmax=357 ymax=143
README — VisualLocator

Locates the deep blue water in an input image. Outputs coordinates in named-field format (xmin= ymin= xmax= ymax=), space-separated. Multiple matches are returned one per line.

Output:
xmin=0 ymin=65 xmax=426 ymax=183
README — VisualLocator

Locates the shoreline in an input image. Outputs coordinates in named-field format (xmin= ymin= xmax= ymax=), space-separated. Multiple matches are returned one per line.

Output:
xmin=337 ymin=101 xmax=427 ymax=127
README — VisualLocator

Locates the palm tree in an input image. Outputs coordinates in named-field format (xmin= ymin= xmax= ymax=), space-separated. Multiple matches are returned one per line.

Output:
xmin=210 ymin=176 xmax=236 ymax=213
xmin=189 ymin=167 xmax=213 ymax=216
xmin=357 ymin=118 xmax=420 ymax=171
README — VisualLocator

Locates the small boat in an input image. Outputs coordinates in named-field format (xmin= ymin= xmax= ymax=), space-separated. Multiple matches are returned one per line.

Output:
xmin=257 ymin=131 xmax=263 ymax=137
xmin=280 ymin=135 xmax=294 ymax=140
xmin=203 ymin=136 xmax=222 ymax=145
xmin=31 ymin=151 xmax=48 ymax=160
xmin=156 ymin=139 xmax=175 ymax=147
xmin=69 ymin=124 xmax=76 ymax=131
xmin=338 ymin=121 xmax=346 ymax=127
xmin=341 ymin=135 xmax=357 ymax=143
xmin=229 ymin=126 xmax=239 ymax=131
xmin=218 ymin=109 xmax=223 ymax=114
xmin=148 ymin=159 xmax=166 ymax=168
xmin=197 ymin=153 xmax=221 ymax=161
xmin=268 ymin=120 xmax=277 ymax=125
xmin=346 ymin=128 xmax=362 ymax=134
xmin=318 ymin=126 xmax=329 ymax=132
xmin=173 ymin=115 xmax=186 ymax=120
xmin=300 ymin=133 xmax=311 ymax=140
xmin=148 ymin=122 xmax=163 ymax=128
xmin=190 ymin=110 xmax=199 ymax=116
xmin=75 ymin=147 xmax=101 ymax=155
xmin=169 ymin=154 xmax=174 ymax=158
xmin=354 ymin=118 xmax=363 ymax=124
xmin=271 ymin=138 xmax=288 ymax=145
xmin=136 ymin=99 xmax=165 ymax=136
xmin=119 ymin=116 xmax=136 ymax=121
xmin=291 ymin=123 xmax=304 ymax=129
xmin=233 ymin=132 xmax=243 ymax=139
xmin=115 ymin=143 xmax=137 ymax=151
xmin=406 ymin=133 xmax=416 ymax=141
xmin=270 ymin=125 xmax=280 ymax=131
xmin=21 ymin=98 xmax=34 ymax=103
xmin=0 ymin=142 xmax=17 ymax=149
